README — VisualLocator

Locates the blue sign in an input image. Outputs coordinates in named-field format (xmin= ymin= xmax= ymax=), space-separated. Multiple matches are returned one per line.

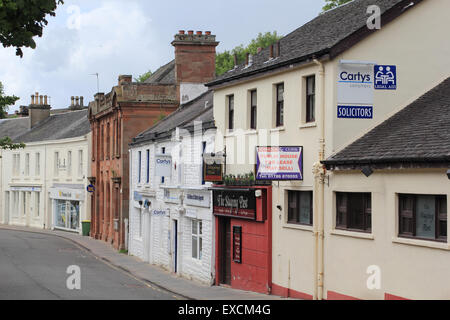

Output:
xmin=86 ymin=184 xmax=95 ymax=193
xmin=134 ymin=191 xmax=143 ymax=202
xmin=338 ymin=106 xmax=373 ymax=119
xmin=374 ymin=65 xmax=397 ymax=90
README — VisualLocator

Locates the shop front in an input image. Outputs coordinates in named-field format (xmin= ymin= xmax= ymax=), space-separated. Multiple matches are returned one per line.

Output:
xmin=213 ymin=186 xmax=272 ymax=294
xmin=50 ymin=184 xmax=85 ymax=233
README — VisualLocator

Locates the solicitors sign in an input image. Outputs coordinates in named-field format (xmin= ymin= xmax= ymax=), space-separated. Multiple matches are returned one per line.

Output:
xmin=337 ymin=63 xmax=374 ymax=119
xmin=155 ymin=154 xmax=172 ymax=177
xmin=256 ymin=146 xmax=303 ymax=181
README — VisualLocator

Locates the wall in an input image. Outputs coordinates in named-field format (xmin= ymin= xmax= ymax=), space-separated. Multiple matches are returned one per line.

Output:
xmin=324 ymin=169 xmax=450 ymax=300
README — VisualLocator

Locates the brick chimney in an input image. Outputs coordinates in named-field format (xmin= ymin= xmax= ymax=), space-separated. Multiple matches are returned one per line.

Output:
xmin=172 ymin=30 xmax=219 ymax=103
xmin=172 ymin=30 xmax=219 ymax=84
xmin=69 ymin=96 xmax=85 ymax=110
xmin=28 ymin=92 xmax=51 ymax=128
xmin=118 ymin=75 xmax=132 ymax=86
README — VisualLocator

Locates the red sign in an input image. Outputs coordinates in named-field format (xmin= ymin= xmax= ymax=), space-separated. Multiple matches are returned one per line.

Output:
xmin=213 ymin=189 xmax=256 ymax=220
xmin=233 ymin=226 xmax=242 ymax=263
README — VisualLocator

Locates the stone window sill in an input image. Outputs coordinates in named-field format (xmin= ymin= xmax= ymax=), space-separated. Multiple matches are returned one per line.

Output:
xmin=270 ymin=127 xmax=285 ymax=133
xmin=330 ymin=229 xmax=374 ymax=240
xmin=299 ymin=122 xmax=317 ymax=129
xmin=392 ymin=237 xmax=449 ymax=251
xmin=283 ymin=223 xmax=314 ymax=232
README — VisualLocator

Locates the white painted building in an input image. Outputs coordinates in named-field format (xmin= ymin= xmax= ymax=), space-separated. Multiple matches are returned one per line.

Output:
xmin=128 ymin=91 xmax=217 ymax=285
xmin=0 ymin=95 xmax=92 ymax=234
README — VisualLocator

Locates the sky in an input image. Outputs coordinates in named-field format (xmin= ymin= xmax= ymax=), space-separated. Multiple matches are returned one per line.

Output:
xmin=0 ymin=0 xmax=325 ymax=112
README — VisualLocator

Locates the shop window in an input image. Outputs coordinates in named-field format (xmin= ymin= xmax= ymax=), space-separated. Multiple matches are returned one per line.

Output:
xmin=35 ymin=192 xmax=40 ymax=217
xmin=288 ymin=191 xmax=313 ymax=225
xmin=336 ymin=192 xmax=372 ymax=233
xmin=276 ymin=83 xmax=284 ymax=127
xmin=55 ymin=200 xmax=80 ymax=231
xmin=250 ymin=90 xmax=257 ymax=130
xmin=192 ymin=220 xmax=203 ymax=260
xmin=399 ymin=194 xmax=447 ymax=242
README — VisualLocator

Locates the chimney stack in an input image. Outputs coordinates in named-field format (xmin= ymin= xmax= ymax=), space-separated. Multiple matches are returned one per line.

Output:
xmin=28 ymin=91 xmax=51 ymax=128
xmin=118 ymin=75 xmax=132 ymax=86
xmin=172 ymin=29 xmax=219 ymax=85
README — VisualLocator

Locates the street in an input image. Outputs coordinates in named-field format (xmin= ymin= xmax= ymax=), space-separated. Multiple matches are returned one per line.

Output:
xmin=0 ymin=229 xmax=178 ymax=300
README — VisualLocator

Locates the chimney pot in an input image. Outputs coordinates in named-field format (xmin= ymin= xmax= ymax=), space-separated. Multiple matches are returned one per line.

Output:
xmin=39 ymin=95 xmax=44 ymax=105
xmin=187 ymin=30 xmax=194 ymax=35
xmin=196 ymin=31 xmax=202 ymax=35
xmin=31 ymin=95 xmax=35 ymax=105
xmin=71 ymin=96 xmax=75 ymax=106
xmin=75 ymin=96 xmax=80 ymax=106
xmin=80 ymin=96 xmax=84 ymax=107
xmin=205 ymin=31 xmax=211 ymax=35
xmin=179 ymin=30 xmax=185 ymax=35
xmin=44 ymin=95 xmax=48 ymax=105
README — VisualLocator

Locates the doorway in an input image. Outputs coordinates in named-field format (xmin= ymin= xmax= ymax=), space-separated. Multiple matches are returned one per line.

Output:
xmin=219 ymin=217 xmax=231 ymax=285
xmin=172 ymin=219 xmax=178 ymax=273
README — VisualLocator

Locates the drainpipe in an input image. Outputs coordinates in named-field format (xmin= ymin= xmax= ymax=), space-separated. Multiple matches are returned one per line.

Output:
xmin=313 ymin=58 xmax=326 ymax=300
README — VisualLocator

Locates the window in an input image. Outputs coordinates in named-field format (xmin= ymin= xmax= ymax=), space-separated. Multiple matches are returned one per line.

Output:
xmin=276 ymin=83 xmax=284 ymax=127
xmin=25 ymin=153 xmax=30 ymax=176
xmin=228 ymin=95 xmax=234 ymax=130
xmin=336 ymin=192 xmax=372 ymax=232
xmin=22 ymin=192 xmax=26 ymax=216
xmin=106 ymin=123 xmax=110 ymax=159
xmin=78 ymin=150 xmax=83 ymax=177
xmin=138 ymin=151 xmax=142 ymax=183
xmin=146 ymin=149 xmax=150 ymax=184
xmin=306 ymin=76 xmax=315 ymax=123
xmin=161 ymin=147 xmax=165 ymax=184
xmin=250 ymin=90 xmax=257 ymax=130
xmin=13 ymin=192 xmax=19 ymax=217
xmin=100 ymin=124 xmax=104 ymax=161
xmin=67 ymin=151 xmax=72 ymax=176
xmin=399 ymin=194 xmax=447 ymax=242
xmin=192 ymin=220 xmax=203 ymax=260
xmin=35 ymin=192 xmax=40 ymax=217
xmin=201 ymin=142 xmax=207 ymax=185
xmin=54 ymin=152 xmax=59 ymax=176
xmin=35 ymin=153 xmax=40 ymax=176
xmin=13 ymin=154 xmax=20 ymax=176
xmin=288 ymin=191 xmax=313 ymax=225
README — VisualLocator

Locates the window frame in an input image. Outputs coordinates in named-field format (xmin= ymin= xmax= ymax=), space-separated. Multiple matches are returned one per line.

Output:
xmin=250 ymin=90 xmax=257 ymax=130
xmin=305 ymin=75 xmax=316 ymax=123
xmin=336 ymin=192 xmax=372 ymax=233
xmin=276 ymin=83 xmax=284 ymax=127
xmin=287 ymin=190 xmax=313 ymax=226
xmin=399 ymin=194 xmax=447 ymax=243
xmin=191 ymin=219 xmax=203 ymax=260
xmin=228 ymin=95 xmax=234 ymax=130
xmin=138 ymin=151 xmax=142 ymax=184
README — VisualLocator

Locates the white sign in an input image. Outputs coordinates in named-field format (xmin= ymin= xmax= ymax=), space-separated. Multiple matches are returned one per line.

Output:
xmin=164 ymin=189 xmax=180 ymax=204
xmin=185 ymin=209 xmax=198 ymax=219
xmin=155 ymin=154 xmax=172 ymax=177
xmin=49 ymin=188 xmax=84 ymax=201
xmin=256 ymin=146 xmax=303 ymax=181
xmin=338 ymin=63 xmax=374 ymax=105
xmin=184 ymin=191 xmax=211 ymax=208
xmin=152 ymin=209 xmax=167 ymax=216
xmin=10 ymin=186 xmax=42 ymax=192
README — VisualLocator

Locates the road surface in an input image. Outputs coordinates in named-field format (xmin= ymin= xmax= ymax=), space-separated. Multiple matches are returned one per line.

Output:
xmin=0 ymin=229 xmax=179 ymax=300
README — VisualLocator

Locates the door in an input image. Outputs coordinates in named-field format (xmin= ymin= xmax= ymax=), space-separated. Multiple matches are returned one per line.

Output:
xmin=173 ymin=220 xmax=178 ymax=273
xmin=219 ymin=217 xmax=232 ymax=285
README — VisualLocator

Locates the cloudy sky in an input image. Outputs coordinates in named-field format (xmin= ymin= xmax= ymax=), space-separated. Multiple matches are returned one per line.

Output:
xmin=1 ymin=0 xmax=324 ymax=112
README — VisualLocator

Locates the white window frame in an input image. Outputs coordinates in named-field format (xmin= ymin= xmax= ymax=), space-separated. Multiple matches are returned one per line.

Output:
xmin=191 ymin=219 xmax=203 ymax=260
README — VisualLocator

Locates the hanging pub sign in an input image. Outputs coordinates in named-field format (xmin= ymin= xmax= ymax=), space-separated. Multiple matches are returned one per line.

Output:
xmin=233 ymin=226 xmax=242 ymax=264
xmin=256 ymin=146 xmax=303 ymax=181
xmin=213 ymin=189 xmax=256 ymax=220
xmin=86 ymin=184 xmax=95 ymax=193
xmin=203 ymin=152 xmax=224 ymax=182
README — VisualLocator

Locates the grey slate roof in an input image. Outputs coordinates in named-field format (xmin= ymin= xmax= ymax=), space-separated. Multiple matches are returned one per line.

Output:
xmin=13 ymin=109 xmax=91 ymax=143
xmin=323 ymin=77 xmax=450 ymax=167
xmin=0 ymin=117 xmax=29 ymax=140
xmin=207 ymin=0 xmax=417 ymax=87
xmin=144 ymin=60 xmax=176 ymax=85
xmin=131 ymin=90 xmax=214 ymax=145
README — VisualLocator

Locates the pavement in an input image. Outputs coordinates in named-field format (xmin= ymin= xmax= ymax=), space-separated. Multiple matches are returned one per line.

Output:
xmin=0 ymin=224 xmax=291 ymax=300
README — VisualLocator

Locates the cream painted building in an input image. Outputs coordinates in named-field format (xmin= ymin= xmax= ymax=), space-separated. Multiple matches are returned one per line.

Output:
xmin=0 ymin=95 xmax=92 ymax=234
xmin=206 ymin=0 xmax=450 ymax=299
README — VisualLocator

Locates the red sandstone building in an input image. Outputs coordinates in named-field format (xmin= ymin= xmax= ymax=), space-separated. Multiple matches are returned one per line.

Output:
xmin=88 ymin=30 xmax=218 ymax=250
